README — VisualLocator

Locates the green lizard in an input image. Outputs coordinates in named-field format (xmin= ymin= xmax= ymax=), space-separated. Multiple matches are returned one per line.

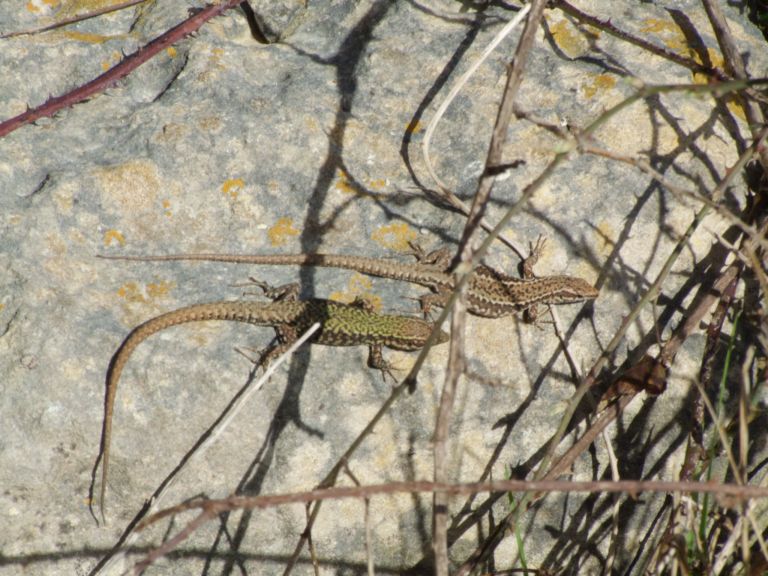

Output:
xmin=97 ymin=284 xmax=448 ymax=519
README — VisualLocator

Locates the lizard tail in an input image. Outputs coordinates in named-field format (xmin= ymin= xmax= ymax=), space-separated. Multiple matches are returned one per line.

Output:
xmin=97 ymin=301 xmax=276 ymax=519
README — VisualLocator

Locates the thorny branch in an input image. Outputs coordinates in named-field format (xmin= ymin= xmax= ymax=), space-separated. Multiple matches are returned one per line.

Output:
xmin=0 ymin=0 xmax=244 ymax=138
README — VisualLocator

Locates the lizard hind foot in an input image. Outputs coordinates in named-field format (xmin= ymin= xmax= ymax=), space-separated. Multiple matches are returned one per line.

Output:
xmin=245 ymin=278 xmax=301 ymax=302
xmin=234 ymin=345 xmax=267 ymax=366
xmin=522 ymin=305 xmax=556 ymax=328
xmin=414 ymin=294 xmax=444 ymax=320
xmin=373 ymin=360 xmax=399 ymax=384
xmin=234 ymin=339 xmax=292 ymax=370
xmin=349 ymin=296 xmax=375 ymax=312
xmin=407 ymin=241 xmax=453 ymax=271
xmin=367 ymin=344 xmax=399 ymax=384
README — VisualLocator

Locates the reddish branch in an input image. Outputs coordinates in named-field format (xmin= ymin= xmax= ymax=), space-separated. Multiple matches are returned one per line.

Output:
xmin=129 ymin=477 xmax=768 ymax=573
xmin=0 ymin=0 xmax=243 ymax=138
xmin=0 ymin=0 xmax=149 ymax=39
xmin=139 ymin=477 xmax=768 ymax=531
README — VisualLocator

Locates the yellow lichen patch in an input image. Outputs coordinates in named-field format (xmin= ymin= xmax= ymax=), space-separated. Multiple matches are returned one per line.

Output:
xmin=595 ymin=221 xmax=616 ymax=254
xmin=640 ymin=18 xmax=678 ymax=35
xmin=63 ymin=30 xmax=112 ymax=43
xmin=167 ymin=46 xmax=177 ymax=58
xmin=116 ymin=282 xmax=146 ymax=303
xmin=334 ymin=168 xmax=356 ymax=194
xmin=267 ymin=217 xmax=300 ymax=246
xmin=371 ymin=222 xmax=417 ymax=252
xmin=103 ymin=229 xmax=125 ymax=247
xmin=640 ymin=18 xmax=689 ymax=55
xmin=583 ymin=74 xmax=616 ymax=99
xmin=146 ymin=280 xmax=175 ymax=298
xmin=221 ymin=178 xmax=245 ymax=200
xmin=690 ymin=49 xmax=746 ymax=121
xmin=327 ymin=290 xmax=348 ymax=303
xmin=116 ymin=280 xmax=175 ymax=303
xmin=329 ymin=274 xmax=382 ymax=311
xmin=405 ymin=119 xmax=423 ymax=135
xmin=639 ymin=20 xmax=744 ymax=118
xmin=348 ymin=273 xmax=373 ymax=293
xmin=725 ymin=97 xmax=747 ymax=122
xmin=636 ymin=19 xmax=748 ymax=122
xmin=691 ymin=48 xmax=723 ymax=84
xmin=0 ymin=303 xmax=4 ymax=312
xmin=548 ymin=18 xmax=592 ymax=59
xmin=55 ymin=0 xmax=127 ymax=19
xmin=162 ymin=199 xmax=172 ymax=218
xmin=26 ymin=0 xmax=57 ymax=13
xmin=336 ymin=171 xmax=388 ymax=196
xmin=344 ymin=274 xmax=382 ymax=311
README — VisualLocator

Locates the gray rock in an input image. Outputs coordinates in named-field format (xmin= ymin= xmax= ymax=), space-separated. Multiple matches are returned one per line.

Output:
xmin=1 ymin=1 xmax=765 ymax=574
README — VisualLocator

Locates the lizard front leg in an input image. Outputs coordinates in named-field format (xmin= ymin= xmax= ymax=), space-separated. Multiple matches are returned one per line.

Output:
xmin=366 ymin=343 xmax=397 ymax=382
xmin=347 ymin=297 xmax=397 ymax=381
xmin=257 ymin=324 xmax=300 ymax=369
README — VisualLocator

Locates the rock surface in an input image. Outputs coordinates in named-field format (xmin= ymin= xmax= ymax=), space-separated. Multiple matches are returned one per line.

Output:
xmin=0 ymin=1 xmax=765 ymax=574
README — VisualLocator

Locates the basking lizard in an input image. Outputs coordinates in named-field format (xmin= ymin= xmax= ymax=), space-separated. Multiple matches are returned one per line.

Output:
xmin=98 ymin=291 xmax=448 ymax=518
xmin=98 ymin=243 xmax=599 ymax=318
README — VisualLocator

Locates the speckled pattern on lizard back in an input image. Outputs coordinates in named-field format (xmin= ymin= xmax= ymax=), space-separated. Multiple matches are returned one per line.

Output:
xmin=98 ymin=242 xmax=599 ymax=318
xmin=96 ymin=296 xmax=448 ymax=519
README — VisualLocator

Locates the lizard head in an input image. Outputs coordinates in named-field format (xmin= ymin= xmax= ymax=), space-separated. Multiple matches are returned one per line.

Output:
xmin=544 ymin=276 xmax=599 ymax=304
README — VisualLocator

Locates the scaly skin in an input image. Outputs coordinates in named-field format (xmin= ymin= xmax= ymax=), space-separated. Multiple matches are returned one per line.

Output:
xmin=98 ymin=250 xmax=600 ymax=317
xmin=98 ymin=298 xmax=448 ymax=519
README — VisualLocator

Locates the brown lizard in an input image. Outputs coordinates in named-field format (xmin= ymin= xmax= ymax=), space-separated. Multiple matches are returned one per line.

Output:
xmin=98 ymin=241 xmax=599 ymax=318
xmin=97 ymin=285 xmax=448 ymax=519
